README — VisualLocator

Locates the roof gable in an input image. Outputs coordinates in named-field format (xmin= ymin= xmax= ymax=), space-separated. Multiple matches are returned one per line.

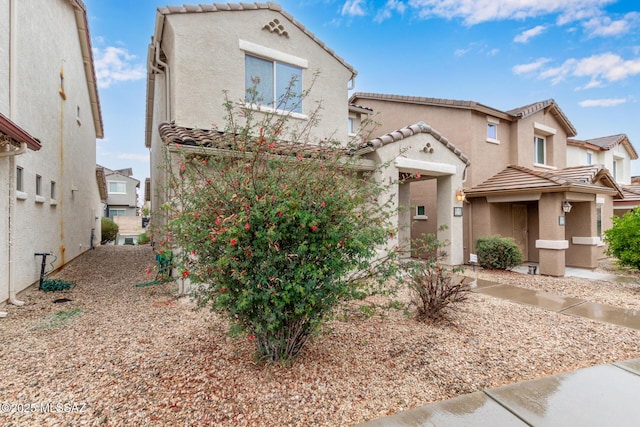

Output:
xmin=507 ymin=99 xmax=577 ymax=137
xmin=568 ymin=134 xmax=638 ymax=160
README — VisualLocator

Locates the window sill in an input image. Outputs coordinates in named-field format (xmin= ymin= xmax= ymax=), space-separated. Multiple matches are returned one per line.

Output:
xmin=35 ymin=195 xmax=46 ymax=204
xmin=50 ymin=199 xmax=58 ymax=206
xmin=413 ymin=215 xmax=428 ymax=221
xmin=16 ymin=191 xmax=28 ymax=200
xmin=533 ymin=162 xmax=557 ymax=170
xmin=486 ymin=138 xmax=500 ymax=145
xmin=243 ymin=102 xmax=308 ymax=121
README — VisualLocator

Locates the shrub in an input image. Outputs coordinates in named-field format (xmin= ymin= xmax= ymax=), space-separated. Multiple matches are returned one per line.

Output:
xmin=101 ymin=217 xmax=119 ymax=244
xmin=475 ymin=235 xmax=523 ymax=270
xmin=161 ymin=84 xmax=396 ymax=363
xmin=605 ymin=208 xmax=640 ymax=270
xmin=137 ymin=231 xmax=151 ymax=245
xmin=402 ymin=232 xmax=470 ymax=322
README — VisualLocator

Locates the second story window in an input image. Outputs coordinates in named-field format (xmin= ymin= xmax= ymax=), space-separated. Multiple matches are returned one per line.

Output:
xmin=245 ymin=54 xmax=302 ymax=114
xmin=534 ymin=136 xmax=546 ymax=164
xmin=16 ymin=167 xmax=23 ymax=191
xmin=36 ymin=175 xmax=42 ymax=196
xmin=108 ymin=181 xmax=126 ymax=194
xmin=586 ymin=151 xmax=593 ymax=165
xmin=487 ymin=123 xmax=497 ymax=140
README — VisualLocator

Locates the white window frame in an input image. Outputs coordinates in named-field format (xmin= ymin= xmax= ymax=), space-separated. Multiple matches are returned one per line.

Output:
xmin=16 ymin=166 xmax=23 ymax=191
xmin=240 ymin=40 xmax=308 ymax=119
xmin=348 ymin=117 xmax=355 ymax=135
xmin=35 ymin=174 xmax=45 ymax=203
xmin=534 ymin=135 xmax=546 ymax=165
xmin=413 ymin=205 xmax=428 ymax=220
xmin=108 ymin=181 xmax=127 ymax=194
xmin=486 ymin=116 xmax=500 ymax=144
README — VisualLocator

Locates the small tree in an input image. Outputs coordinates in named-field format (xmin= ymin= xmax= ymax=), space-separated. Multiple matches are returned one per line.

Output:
xmin=101 ymin=217 xmax=119 ymax=244
xmin=605 ymin=208 xmax=640 ymax=270
xmin=475 ymin=235 xmax=523 ymax=270
xmin=161 ymin=83 xmax=397 ymax=362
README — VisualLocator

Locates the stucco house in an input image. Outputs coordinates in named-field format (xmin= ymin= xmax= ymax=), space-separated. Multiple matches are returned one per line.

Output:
xmin=145 ymin=3 xmax=473 ymax=265
xmin=566 ymin=134 xmax=639 ymax=216
xmin=99 ymin=165 xmax=140 ymax=217
xmin=349 ymin=93 xmax=623 ymax=276
xmin=0 ymin=0 xmax=103 ymax=314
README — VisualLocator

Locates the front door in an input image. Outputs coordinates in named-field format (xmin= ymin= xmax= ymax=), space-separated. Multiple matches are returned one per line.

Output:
xmin=512 ymin=204 xmax=528 ymax=261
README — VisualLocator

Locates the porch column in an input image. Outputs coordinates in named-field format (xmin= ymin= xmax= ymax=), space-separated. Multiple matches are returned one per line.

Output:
xmin=436 ymin=175 xmax=464 ymax=265
xmin=536 ymin=193 xmax=567 ymax=276
xmin=398 ymin=182 xmax=411 ymax=259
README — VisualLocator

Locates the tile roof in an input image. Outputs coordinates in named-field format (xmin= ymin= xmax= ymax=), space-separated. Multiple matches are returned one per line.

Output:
xmin=156 ymin=3 xmax=356 ymax=77
xmin=615 ymin=185 xmax=640 ymax=208
xmin=507 ymin=99 xmax=577 ymax=137
xmin=0 ymin=113 xmax=41 ymax=151
xmin=568 ymin=134 xmax=638 ymax=160
xmin=465 ymin=165 xmax=622 ymax=198
xmin=358 ymin=121 xmax=471 ymax=166
xmin=158 ymin=122 xmax=343 ymax=159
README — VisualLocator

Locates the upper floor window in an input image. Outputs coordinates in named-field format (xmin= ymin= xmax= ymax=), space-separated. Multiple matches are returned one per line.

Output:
xmin=245 ymin=54 xmax=302 ymax=113
xmin=486 ymin=116 xmax=500 ymax=144
xmin=35 ymin=175 xmax=42 ymax=196
xmin=50 ymin=181 xmax=56 ymax=199
xmin=16 ymin=167 xmax=23 ymax=191
xmin=534 ymin=136 xmax=546 ymax=164
xmin=348 ymin=118 xmax=354 ymax=135
xmin=586 ymin=151 xmax=593 ymax=165
xmin=108 ymin=181 xmax=126 ymax=194
xmin=613 ymin=160 xmax=619 ymax=180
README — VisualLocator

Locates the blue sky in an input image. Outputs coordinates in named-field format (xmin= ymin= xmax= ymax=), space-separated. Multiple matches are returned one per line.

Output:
xmin=84 ymin=0 xmax=640 ymax=186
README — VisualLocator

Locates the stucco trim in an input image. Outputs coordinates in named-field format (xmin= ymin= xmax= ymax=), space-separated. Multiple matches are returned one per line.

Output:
xmin=239 ymin=39 xmax=308 ymax=68
xmin=486 ymin=193 xmax=541 ymax=203
xmin=395 ymin=157 xmax=456 ymax=176
xmin=533 ymin=121 xmax=557 ymax=136
xmin=572 ymin=236 xmax=601 ymax=246
xmin=0 ymin=113 xmax=41 ymax=151
xmin=535 ymin=240 xmax=569 ymax=250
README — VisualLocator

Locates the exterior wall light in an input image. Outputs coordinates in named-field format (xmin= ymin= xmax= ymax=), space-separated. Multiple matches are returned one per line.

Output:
xmin=562 ymin=201 xmax=572 ymax=213
xmin=456 ymin=188 xmax=466 ymax=202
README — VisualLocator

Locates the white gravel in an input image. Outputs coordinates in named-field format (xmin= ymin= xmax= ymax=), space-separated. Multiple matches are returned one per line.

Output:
xmin=0 ymin=246 xmax=638 ymax=426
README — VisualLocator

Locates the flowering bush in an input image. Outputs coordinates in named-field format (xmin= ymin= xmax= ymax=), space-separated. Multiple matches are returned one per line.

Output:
xmin=160 ymin=89 xmax=396 ymax=362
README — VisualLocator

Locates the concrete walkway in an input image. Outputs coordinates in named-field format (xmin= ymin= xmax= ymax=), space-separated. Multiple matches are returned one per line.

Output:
xmin=357 ymin=269 xmax=640 ymax=426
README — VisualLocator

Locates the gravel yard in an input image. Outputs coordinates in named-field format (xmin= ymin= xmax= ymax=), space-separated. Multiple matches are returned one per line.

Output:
xmin=1 ymin=245 xmax=639 ymax=426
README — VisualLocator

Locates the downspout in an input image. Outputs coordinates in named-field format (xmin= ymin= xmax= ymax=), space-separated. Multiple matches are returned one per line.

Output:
xmin=154 ymin=42 xmax=170 ymax=121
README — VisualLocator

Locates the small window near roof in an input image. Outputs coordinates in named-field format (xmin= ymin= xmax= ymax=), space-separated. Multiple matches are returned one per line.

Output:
xmin=36 ymin=175 xmax=42 ymax=196
xmin=534 ymin=136 xmax=545 ymax=164
xmin=414 ymin=205 xmax=428 ymax=220
xmin=586 ymin=151 xmax=592 ymax=165
xmin=487 ymin=123 xmax=497 ymax=140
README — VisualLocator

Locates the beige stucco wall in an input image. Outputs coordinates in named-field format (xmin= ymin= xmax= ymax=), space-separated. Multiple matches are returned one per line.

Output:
xmin=0 ymin=0 xmax=101 ymax=304
xmin=162 ymin=9 xmax=353 ymax=144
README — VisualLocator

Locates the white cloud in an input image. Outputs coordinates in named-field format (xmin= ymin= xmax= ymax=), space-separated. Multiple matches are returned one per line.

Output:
xmin=512 ymin=58 xmax=551 ymax=74
xmin=579 ymin=98 xmax=626 ymax=107
xmin=573 ymin=53 xmax=640 ymax=82
xmin=374 ymin=0 xmax=407 ymax=22
xmin=514 ymin=25 xmax=546 ymax=43
xmin=406 ymin=0 xmax=614 ymax=25
xmin=341 ymin=0 xmax=367 ymax=17
xmin=93 ymin=46 xmax=145 ymax=89
xmin=582 ymin=12 xmax=639 ymax=37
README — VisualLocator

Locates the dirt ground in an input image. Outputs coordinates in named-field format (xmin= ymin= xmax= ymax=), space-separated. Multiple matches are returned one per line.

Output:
xmin=1 ymin=245 xmax=639 ymax=426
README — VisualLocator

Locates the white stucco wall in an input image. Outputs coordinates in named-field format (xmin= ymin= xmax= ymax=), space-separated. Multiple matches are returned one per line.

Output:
xmin=0 ymin=0 xmax=101 ymax=304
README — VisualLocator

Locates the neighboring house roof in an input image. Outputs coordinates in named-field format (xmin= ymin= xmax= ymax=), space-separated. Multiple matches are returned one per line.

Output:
xmin=349 ymin=94 xmax=578 ymax=137
xmin=567 ymin=134 xmax=638 ymax=160
xmin=0 ymin=113 xmax=41 ymax=151
xmin=349 ymin=103 xmax=373 ymax=114
xmin=68 ymin=0 xmax=103 ymax=139
xmin=466 ymin=165 xmax=622 ymax=198
xmin=615 ymin=185 xmax=640 ymax=209
xmin=355 ymin=121 xmax=471 ymax=166
xmin=349 ymin=92 xmax=511 ymax=120
xmin=95 ymin=166 xmax=108 ymax=202
xmin=102 ymin=166 xmax=141 ymax=187
xmin=146 ymin=2 xmax=357 ymax=148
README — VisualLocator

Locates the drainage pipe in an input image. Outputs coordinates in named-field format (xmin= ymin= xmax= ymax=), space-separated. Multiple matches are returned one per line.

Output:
xmin=154 ymin=42 xmax=171 ymax=121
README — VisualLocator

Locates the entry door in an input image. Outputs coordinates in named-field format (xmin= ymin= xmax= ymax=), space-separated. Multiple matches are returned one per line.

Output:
xmin=512 ymin=204 xmax=528 ymax=261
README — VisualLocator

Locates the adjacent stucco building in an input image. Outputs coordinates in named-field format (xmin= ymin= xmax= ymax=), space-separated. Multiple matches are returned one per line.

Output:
xmin=0 ymin=0 xmax=103 ymax=312
xmin=349 ymin=93 xmax=624 ymax=276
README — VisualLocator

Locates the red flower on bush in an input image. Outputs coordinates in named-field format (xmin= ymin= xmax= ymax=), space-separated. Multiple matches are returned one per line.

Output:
xmin=248 ymin=334 xmax=255 ymax=341
xmin=268 ymin=142 xmax=276 ymax=149
xmin=145 ymin=268 xmax=151 ymax=275
xmin=179 ymin=164 xmax=186 ymax=172
xmin=245 ymin=223 xmax=251 ymax=231
xmin=230 ymin=238 xmax=238 ymax=246
xmin=311 ymin=225 xmax=318 ymax=231
xmin=215 ymin=218 xmax=221 ymax=226
xmin=181 ymin=270 xmax=189 ymax=278
xmin=277 ymin=211 xmax=283 ymax=217
xmin=321 ymin=201 xmax=326 ymax=207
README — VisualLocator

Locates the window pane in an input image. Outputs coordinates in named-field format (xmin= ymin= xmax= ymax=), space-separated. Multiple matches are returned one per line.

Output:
xmin=535 ymin=136 xmax=545 ymax=164
xmin=487 ymin=124 xmax=497 ymax=139
xmin=596 ymin=205 xmax=602 ymax=238
xmin=275 ymin=62 xmax=302 ymax=113
xmin=245 ymin=55 xmax=274 ymax=106
xmin=108 ymin=182 xmax=126 ymax=193
xmin=16 ymin=167 xmax=23 ymax=191
xmin=36 ymin=175 xmax=42 ymax=196
xmin=417 ymin=205 xmax=426 ymax=216
xmin=50 ymin=181 xmax=56 ymax=199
